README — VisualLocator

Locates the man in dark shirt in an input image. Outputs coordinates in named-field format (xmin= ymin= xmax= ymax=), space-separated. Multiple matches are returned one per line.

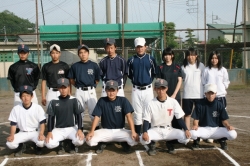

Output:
xmin=8 ymin=44 xmax=40 ymax=106
xmin=45 ymin=78 xmax=84 ymax=154
xmin=190 ymin=83 xmax=237 ymax=150
xmin=86 ymin=80 xmax=137 ymax=154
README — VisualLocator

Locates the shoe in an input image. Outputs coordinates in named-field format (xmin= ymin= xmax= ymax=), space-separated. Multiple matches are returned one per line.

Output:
xmin=35 ymin=146 xmax=42 ymax=155
xmin=219 ymin=140 xmax=228 ymax=150
xmin=206 ymin=139 xmax=213 ymax=143
xmin=69 ymin=142 xmax=76 ymax=154
xmin=57 ymin=141 xmax=65 ymax=155
xmin=166 ymin=142 xmax=176 ymax=154
xmin=121 ymin=142 xmax=131 ymax=154
xmin=192 ymin=139 xmax=200 ymax=150
xmin=95 ymin=142 xmax=106 ymax=154
xmin=14 ymin=143 xmax=26 ymax=157
xmin=147 ymin=141 xmax=156 ymax=156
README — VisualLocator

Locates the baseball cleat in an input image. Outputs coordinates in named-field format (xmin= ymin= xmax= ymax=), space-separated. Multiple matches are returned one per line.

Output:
xmin=191 ymin=140 xmax=200 ymax=150
xmin=69 ymin=143 xmax=76 ymax=154
xmin=57 ymin=141 xmax=65 ymax=155
xmin=35 ymin=146 xmax=42 ymax=155
xmin=95 ymin=142 xmax=106 ymax=154
xmin=219 ymin=140 xmax=228 ymax=150
xmin=147 ymin=141 xmax=156 ymax=156
xmin=121 ymin=142 xmax=132 ymax=154
xmin=166 ymin=142 xmax=176 ymax=154
xmin=14 ymin=143 xmax=26 ymax=157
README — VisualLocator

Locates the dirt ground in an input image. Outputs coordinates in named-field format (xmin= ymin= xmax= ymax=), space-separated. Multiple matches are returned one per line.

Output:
xmin=0 ymin=85 xmax=249 ymax=166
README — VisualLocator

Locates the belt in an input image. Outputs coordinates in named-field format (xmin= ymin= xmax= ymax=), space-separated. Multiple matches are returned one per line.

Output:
xmin=154 ymin=125 xmax=170 ymax=129
xmin=102 ymin=86 xmax=122 ymax=89
xmin=49 ymin=87 xmax=58 ymax=91
xmin=133 ymin=85 xmax=151 ymax=90
xmin=77 ymin=86 xmax=93 ymax=91
xmin=21 ymin=129 xmax=38 ymax=132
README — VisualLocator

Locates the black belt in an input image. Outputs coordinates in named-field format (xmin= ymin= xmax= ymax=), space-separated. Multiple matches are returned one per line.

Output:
xmin=154 ymin=125 xmax=170 ymax=128
xmin=22 ymin=129 xmax=38 ymax=132
xmin=102 ymin=86 xmax=122 ymax=89
xmin=77 ymin=86 xmax=93 ymax=91
xmin=133 ymin=85 xmax=151 ymax=90
xmin=49 ymin=87 xmax=58 ymax=91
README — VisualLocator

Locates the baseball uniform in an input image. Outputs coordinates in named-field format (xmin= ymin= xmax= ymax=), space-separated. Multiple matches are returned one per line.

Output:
xmin=8 ymin=45 xmax=40 ymax=106
xmin=127 ymin=37 xmax=156 ymax=134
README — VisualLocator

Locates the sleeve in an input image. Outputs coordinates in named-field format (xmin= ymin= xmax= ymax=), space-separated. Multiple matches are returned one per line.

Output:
xmin=94 ymin=63 xmax=101 ymax=81
xmin=99 ymin=61 xmax=104 ymax=80
xmin=122 ymin=58 xmax=128 ymax=75
xmin=33 ymin=64 xmax=41 ymax=88
xmin=92 ymin=99 xmax=103 ymax=117
xmin=7 ymin=66 xmax=15 ymax=89
xmin=176 ymin=64 xmax=182 ymax=78
xmin=150 ymin=56 xmax=157 ymax=80
xmin=47 ymin=100 xmax=55 ymax=116
xmin=201 ymin=68 xmax=208 ymax=86
xmin=67 ymin=65 xmax=75 ymax=79
xmin=173 ymin=99 xmax=185 ymax=119
xmin=219 ymin=104 xmax=229 ymax=121
xmin=191 ymin=104 xmax=200 ymax=120
xmin=74 ymin=98 xmax=84 ymax=115
xmin=222 ymin=67 xmax=230 ymax=89
xmin=181 ymin=66 xmax=186 ymax=80
xmin=142 ymin=102 xmax=152 ymax=123
xmin=127 ymin=57 xmax=133 ymax=80
xmin=8 ymin=108 xmax=17 ymax=123
xmin=41 ymin=65 xmax=47 ymax=80
xmin=64 ymin=64 xmax=70 ymax=79
xmin=37 ymin=105 xmax=46 ymax=122
xmin=155 ymin=65 xmax=162 ymax=78
xmin=122 ymin=98 xmax=134 ymax=115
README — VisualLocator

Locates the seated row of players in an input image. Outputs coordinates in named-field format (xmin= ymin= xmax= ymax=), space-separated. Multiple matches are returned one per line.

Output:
xmin=6 ymin=78 xmax=237 ymax=156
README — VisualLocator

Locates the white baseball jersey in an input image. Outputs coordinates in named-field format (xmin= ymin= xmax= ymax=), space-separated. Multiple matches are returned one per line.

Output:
xmin=143 ymin=97 xmax=184 ymax=127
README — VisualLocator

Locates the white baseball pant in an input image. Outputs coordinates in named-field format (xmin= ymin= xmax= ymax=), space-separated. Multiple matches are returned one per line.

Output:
xmin=132 ymin=84 xmax=154 ymax=125
xmin=190 ymin=127 xmax=237 ymax=140
xmin=14 ymin=91 xmax=38 ymax=106
xmin=101 ymin=85 xmax=125 ymax=97
xmin=45 ymin=126 xmax=84 ymax=149
xmin=46 ymin=88 xmax=60 ymax=108
xmin=86 ymin=129 xmax=138 ymax=146
xmin=6 ymin=130 xmax=44 ymax=149
xmin=140 ymin=126 xmax=190 ymax=145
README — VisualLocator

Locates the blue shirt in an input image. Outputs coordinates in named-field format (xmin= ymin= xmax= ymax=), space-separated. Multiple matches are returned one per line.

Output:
xmin=127 ymin=54 xmax=156 ymax=86
xmin=191 ymin=99 xmax=229 ymax=127
xmin=92 ymin=96 xmax=134 ymax=129
xmin=99 ymin=55 xmax=127 ymax=86
xmin=67 ymin=60 xmax=100 ymax=87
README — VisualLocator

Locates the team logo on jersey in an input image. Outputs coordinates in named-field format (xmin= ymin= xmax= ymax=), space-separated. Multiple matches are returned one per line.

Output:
xmin=55 ymin=103 xmax=60 ymax=106
xmin=212 ymin=111 xmax=218 ymax=117
xmin=26 ymin=68 xmax=33 ymax=75
xmin=115 ymin=106 xmax=121 ymax=112
xmin=167 ymin=109 xmax=172 ymax=116
xmin=87 ymin=69 xmax=93 ymax=75
xmin=24 ymin=85 xmax=28 ymax=89
xmin=58 ymin=69 xmax=64 ymax=74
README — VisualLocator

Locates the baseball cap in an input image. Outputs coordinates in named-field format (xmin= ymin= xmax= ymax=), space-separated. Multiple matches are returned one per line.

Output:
xmin=19 ymin=85 xmax=33 ymax=95
xmin=104 ymin=38 xmax=116 ymax=45
xmin=204 ymin=83 xmax=217 ymax=93
xmin=57 ymin=78 xmax=69 ymax=88
xmin=78 ymin=44 xmax=89 ymax=52
xmin=50 ymin=44 xmax=61 ymax=52
xmin=154 ymin=79 xmax=168 ymax=88
xmin=105 ymin=80 xmax=118 ymax=90
xmin=134 ymin=37 xmax=146 ymax=47
xmin=17 ymin=44 xmax=29 ymax=53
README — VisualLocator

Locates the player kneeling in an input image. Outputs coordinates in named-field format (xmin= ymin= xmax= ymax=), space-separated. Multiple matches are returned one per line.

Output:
xmin=86 ymin=80 xmax=138 ymax=154
xmin=190 ymin=84 xmax=237 ymax=150
xmin=6 ymin=85 xmax=46 ymax=156
xmin=45 ymin=78 xmax=84 ymax=154
xmin=140 ymin=79 xmax=191 ymax=156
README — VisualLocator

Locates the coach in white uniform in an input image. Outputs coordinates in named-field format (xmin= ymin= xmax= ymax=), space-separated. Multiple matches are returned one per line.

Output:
xmin=6 ymin=85 xmax=46 ymax=156
xmin=141 ymin=79 xmax=191 ymax=155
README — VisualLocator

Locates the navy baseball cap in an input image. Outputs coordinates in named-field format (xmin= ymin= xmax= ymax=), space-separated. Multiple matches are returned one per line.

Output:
xmin=104 ymin=38 xmax=116 ymax=45
xmin=105 ymin=80 xmax=118 ymax=90
xmin=19 ymin=85 xmax=33 ymax=95
xmin=78 ymin=44 xmax=89 ymax=52
xmin=57 ymin=78 xmax=69 ymax=88
xmin=17 ymin=44 xmax=29 ymax=53
xmin=154 ymin=79 xmax=168 ymax=88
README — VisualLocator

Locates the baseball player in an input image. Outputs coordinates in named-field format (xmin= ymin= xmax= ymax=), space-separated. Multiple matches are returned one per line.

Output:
xmin=8 ymin=44 xmax=40 ymax=106
xmin=190 ymin=83 xmax=237 ymax=150
xmin=99 ymin=38 xmax=127 ymax=97
xmin=45 ymin=78 xmax=84 ymax=154
xmin=140 ymin=79 xmax=191 ymax=155
xmin=86 ymin=80 xmax=138 ymax=154
xmin=127 ymin=37 xmax=157 ymax=135
xmin=41 ymin=44 xmax=70 ymax=108
xmin=181 ymin=48 xmax=205 ymax=130
xmin=68 ymin=44 xmax=100 ymax=129
xmin=6 ymin=85 xmax=46 ymax=156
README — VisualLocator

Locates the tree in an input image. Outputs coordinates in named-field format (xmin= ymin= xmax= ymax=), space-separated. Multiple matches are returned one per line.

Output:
xmin=165 ymin=22 xmax=178 ymax=48
xmin=208 ymin=37 xmax=229 ymax=44
xmin=184 ymin=28 xmax=197 ymax=48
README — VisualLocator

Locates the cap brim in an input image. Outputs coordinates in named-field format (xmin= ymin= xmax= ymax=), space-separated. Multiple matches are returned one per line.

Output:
xmin=18 ymin=49 xmax=29 ymax=53
xmin=20 ymin=90 xmax=33 ymax=95
xmin=57 ymin=84 xmax=69 ymax=88
xmin=105 ymin=86 xmax=118 ymax=90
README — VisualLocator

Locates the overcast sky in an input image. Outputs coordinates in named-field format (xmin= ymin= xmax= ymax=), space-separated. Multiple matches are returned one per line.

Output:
xmin=0 ymin=0 xmax=243 ymax=40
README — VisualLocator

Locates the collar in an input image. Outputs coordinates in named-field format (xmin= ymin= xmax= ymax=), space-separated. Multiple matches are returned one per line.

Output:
xmin=136 ymin=53 xmax=146 ymax=59
xmin=59 ymin=95 xmax=70 ymax=100
xmin=156 ymin=97 xmax=167 ymax=103
xmin=22 ymin=103 xmax=32 ymax=110
xmin=109 ymin=54 xmax=117 ymax=60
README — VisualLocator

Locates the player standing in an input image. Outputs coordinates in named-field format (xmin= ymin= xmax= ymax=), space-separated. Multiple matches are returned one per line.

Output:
xmin=190 ymin=84 xmax=237 ymax=150
xmin=41 ymin=44 xmax=70 ymax=108
xmin=127 ymin=37 xmax=157 ymax=135
xmin=181 ymin=48 xmax=205 ymax=130
xmin=140 ymin=79 xmax=191 ymax=155
xmin=67 ymin=44 xmax=100 ymax=129
xmin=45 ymin=78 xmax=84 ymax=154
xmin=8 ymin=44 xmax=40 ymax=106
xmin=86 ymin=80 xmax=138 ymax=154
xmin=99 ymin=38 xmax=127 ymax=97
xmin=6 ymin=85 xmax=46 ymax=156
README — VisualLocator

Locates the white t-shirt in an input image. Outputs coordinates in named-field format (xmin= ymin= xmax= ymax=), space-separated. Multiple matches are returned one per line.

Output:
xmin=8 ymin=103 xmax=46 ymax=132
xmin=181 ymin=62 xmax=205 ymax=99
xmin=143 ymin=97 xmax=185 ymax=127
xmin=202 ymin=67 xmax=230 ymax=97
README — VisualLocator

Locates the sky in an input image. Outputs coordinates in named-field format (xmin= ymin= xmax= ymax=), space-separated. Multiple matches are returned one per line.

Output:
xmin=0 ymin=0 xmax=243 ymax=40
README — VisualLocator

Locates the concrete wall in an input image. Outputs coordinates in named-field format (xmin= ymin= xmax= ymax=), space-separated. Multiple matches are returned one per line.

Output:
xmin=228 ymin=69 xmax=246 ymax=85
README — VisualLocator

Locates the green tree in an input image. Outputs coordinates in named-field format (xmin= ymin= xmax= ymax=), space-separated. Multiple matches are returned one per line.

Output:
xmin=184 ymin=28 xmax=197 ymax=48
xmin=165 ymin=22 xmax=178 ymax=48
xmin=208 ymin=37 xmax=229 ymax=44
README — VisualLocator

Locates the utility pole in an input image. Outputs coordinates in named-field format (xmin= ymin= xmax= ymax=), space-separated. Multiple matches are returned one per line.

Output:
xmin=204 ymin=0 xmax=207 ymax=63
xmin=3 ymin=26 xmax=8 ymax=43
xmin=158 ymin=0 xmax=161 ymax=22
xmin=40 ymin=0 xmax=45 ymax=25
xmin=121 ymin=0 xmax=124 ymax=56
xmin=116 ymin=0 xmax=120 ymax=23
xmin=79 ymin=0 xmax=82 ymax=45
xmin=163 ymin=0 xmax=166 ymax=48
xmin=92 ymin=0 xmax=95 ymax=24
xmin=35 ymin=0 xmax=40 ymax=68
xmin=212 ymin=12 xmax=219 ymax=24
xmin=106 ymin=0 xmax=111 ymax=24
xmin=186 ymin=0 xmax=198 ymax=39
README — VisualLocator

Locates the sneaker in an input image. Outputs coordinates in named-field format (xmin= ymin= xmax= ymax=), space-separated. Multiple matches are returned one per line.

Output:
xmin=192 ymin=140 xmax=200 ymax=150
xmin=69 ymin=143 xmax=76 ymax=154
xmin=166 ymin=142 xmax=176 ymax=154
xmin=95 ymin=142 xmax=106 ymax=154
xmin=14 ymin=143 xmax=26 ymax=157
xmin=219 ymin=140 xmax=228 ymax=150
xmin=147 ymin=141 xmax=156 ymax=156
xmin=57 ymin=141 xmax=65 ymax=155
xmin=121 ymin=142 xmax=131 ymax=154
xmin=35 ymin=146 xmax=42 ymax=155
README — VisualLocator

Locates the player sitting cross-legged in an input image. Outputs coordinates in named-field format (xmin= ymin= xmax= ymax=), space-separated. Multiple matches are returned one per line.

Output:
xmin=190 ymin=83 xmax=237 ymax=150
xmin=140 ymin=79 xmax=191 ymax=156
xmin=86 ymin=80 xmax=138 ymax=154
xmin=45 ymin=78 xmax=85 ymax=154
xmin=6 ymin=85 xmax=46 ymax=156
